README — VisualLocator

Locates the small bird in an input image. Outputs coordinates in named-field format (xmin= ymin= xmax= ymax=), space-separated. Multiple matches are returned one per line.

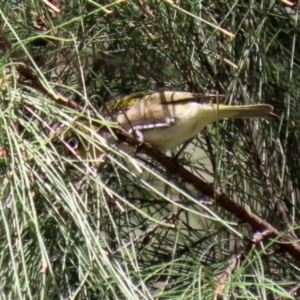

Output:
xmin=63 ymin=91 xmax=278 ymax=159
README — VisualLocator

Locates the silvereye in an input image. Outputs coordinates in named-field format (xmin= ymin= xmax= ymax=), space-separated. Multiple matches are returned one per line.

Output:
xmin=62 ymin=91 xmax=278 ymax=159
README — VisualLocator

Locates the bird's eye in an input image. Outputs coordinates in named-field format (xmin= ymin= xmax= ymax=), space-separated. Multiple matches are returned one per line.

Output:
xmin=67 ymin=137 xmax=79 ymax=150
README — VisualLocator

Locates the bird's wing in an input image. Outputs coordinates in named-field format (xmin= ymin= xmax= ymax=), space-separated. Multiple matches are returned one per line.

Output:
xmin=148 ymin=91 xmax=224 ymax=105
xmin=113 ymin=91 xmax=223 ymax=130
xmin=116 ymin=96 xmax=178 ymax=130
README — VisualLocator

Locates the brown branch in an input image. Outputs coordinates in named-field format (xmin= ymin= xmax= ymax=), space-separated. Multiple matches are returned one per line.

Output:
xmin=115 ymin=128 xmax=300 ymax=263
xmin=19 ymin=71 xmax=85 ymax=113
xmin=0 ymin=34 xmax=86 ymax=113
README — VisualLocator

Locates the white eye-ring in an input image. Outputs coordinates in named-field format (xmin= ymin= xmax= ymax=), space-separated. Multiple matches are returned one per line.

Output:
xmin=67 ymin=137 xmax=79 ymax=150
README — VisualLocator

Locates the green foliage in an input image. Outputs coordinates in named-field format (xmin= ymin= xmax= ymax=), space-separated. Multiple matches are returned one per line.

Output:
xmin=0 ymin=0 xmax=299 ymax=299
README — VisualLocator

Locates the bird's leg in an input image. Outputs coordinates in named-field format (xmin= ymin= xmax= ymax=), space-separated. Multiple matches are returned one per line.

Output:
xmin=128 ymin=127 xmax=144 ymax=144
xmin=128 ymin=117 xmax=177 ymax=145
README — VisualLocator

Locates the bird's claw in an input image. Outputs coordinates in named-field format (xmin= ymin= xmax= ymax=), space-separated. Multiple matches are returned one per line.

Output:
xmin=128 ymin=128 xmax=144 ymax=145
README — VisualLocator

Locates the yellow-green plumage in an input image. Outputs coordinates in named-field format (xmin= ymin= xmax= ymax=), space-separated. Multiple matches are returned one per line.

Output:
xmin=63 ymin=91 xmax=278 ymax=158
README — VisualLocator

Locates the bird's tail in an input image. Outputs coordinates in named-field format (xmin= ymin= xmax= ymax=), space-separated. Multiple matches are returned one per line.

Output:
xmin=210 ymin=104 xmax=279 ymax=120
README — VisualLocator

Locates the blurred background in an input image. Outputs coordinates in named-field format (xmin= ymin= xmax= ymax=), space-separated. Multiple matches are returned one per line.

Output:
xmin=0 ymin=0 xmax=300 ymax=299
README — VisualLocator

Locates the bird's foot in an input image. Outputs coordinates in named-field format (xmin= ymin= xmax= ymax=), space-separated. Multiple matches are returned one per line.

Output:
xmin=128 ymin=127 xmax=144 ymax=145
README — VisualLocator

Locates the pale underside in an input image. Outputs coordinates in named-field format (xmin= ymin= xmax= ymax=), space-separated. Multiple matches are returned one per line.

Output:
xmin=116 ymin=100 xmax=238 ymax=151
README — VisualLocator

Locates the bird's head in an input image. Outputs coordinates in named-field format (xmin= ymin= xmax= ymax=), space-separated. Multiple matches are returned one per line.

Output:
xmin=62 ymin=120 xmax=117 ymax=161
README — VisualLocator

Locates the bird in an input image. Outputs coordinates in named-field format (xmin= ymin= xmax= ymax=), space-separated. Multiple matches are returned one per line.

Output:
xmin=62 ymin=91 xmax=278 ymax=159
